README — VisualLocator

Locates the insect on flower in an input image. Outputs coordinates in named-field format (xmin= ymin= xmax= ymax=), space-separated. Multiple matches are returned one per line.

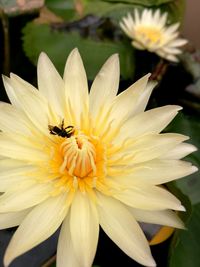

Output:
xmin=48 ymin=120 xmax=75 ymax=138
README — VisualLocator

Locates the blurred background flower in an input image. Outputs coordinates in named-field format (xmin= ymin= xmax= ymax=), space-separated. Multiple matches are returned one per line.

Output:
xmin=120 ymin=9 xmax=187 ymax=62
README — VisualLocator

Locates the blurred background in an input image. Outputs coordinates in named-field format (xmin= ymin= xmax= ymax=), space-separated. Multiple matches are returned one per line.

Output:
xmin=0 ymin=1 xmax=200 ymax=267
xmin=183 ymin=0 xmax=200 ymax=49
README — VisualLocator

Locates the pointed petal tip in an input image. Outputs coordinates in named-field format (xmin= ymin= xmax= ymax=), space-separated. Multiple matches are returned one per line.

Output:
xmin=144 ymin=73 xmax=151 ymax=80
xmin=2 ymin=74 xmax=7 ymax=81
xmin=72 ymin=47 xmax=79 ymax=53
xmin=2 ymin=75 xmax=10 ymax=85
xmin=37 ymin=52 xmax=51 ymax=66
xmin=38 ymin=51 xmax=48 ymax=60
xmin=179 ymin=205 xmax=186 ymax=212
xmin=147 ymin=257 xmax=157 ymax=267
xmin=4 ymin=252 xmax=12 ymax=267
xmin=66 ymin=48 xmax=83 ymax=67
xmin=68 ymin=47 xmax=81 ymax=59
xmin=107 ymin=53 xmax=119 ymax=65
xmin=191 ymin=165 xmax=198 ymax=173
xmin=180 ymin=223 xmax=186 ymax=230
xmin=172 ymin=105 xmax=182 ymax=111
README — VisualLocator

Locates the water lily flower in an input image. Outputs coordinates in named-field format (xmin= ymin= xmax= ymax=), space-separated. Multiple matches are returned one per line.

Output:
xmin=120 ymin=9 xmax=188 ymax=62
xmin=0 ymin=49 xmax=197 ymax=267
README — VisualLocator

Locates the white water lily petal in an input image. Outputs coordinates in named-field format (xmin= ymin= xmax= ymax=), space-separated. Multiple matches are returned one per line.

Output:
xmin=70 ymin=192 xmax=99 ymax=267
xmin=89 ymin=54 xmax=119 ymax=119
xmin=169 ymin=38 xmax=188 ymax=47
xmin=0 ymin=183 xmax=53 ymax=212
xmin=0 ymin=135 xmax=47 ymax=161
xmin=115 ymin=133 xmax=188 ymax=164
xmin=116 ymin=105 xmax=182 ymax=142
xmin=130 ymin=81 xmax=156 ymax=116
xmin=0 ymin=209 xmax=31 ymax=229
xmin=97 ymin=193 xmax=156 ymax=267
xmin=130 ymin=208 xmax=184 ymax=229
xmin=109 ymin=74 xmax=150 ymax=123
xmin=109 ymin=159 xmax=197 ymax=186
xmin=114 ymin=185 xmax=184 ymax=211
xmin=64 ymin=48 xmax=88 ymax=126
xmin=2 ymin=74 xmax=36 ymax=110
xmin=160 ymin=143 xmax=197 ymax=159
xmin=0 ymin=158 xmax=28 ymax=171
xmin=165 ymin=54 xmax=179 ymax=62
xmin=37 ymin=52 xmax=65 ymax=117
xmin=2 ymin=75 xmax=49 ymax=134
xmin=0 ymin=165 xmax=36 ymax=191
xmin=131 ymin=40 xmax=146 ymax=50
xmin=57 ymin=215 xmax=80 ymax=267
xmin=165 ymin=23 xmax=180 ymax=35
xmin=0 ymin=102 xmax=31 ymax=135
xmin=4 ymin=193 xmax=69 ymax=267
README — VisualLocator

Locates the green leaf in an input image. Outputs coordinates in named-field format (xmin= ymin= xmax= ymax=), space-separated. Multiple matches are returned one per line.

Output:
xmin=45 ymin=0 xmax=76 ymax=20
xmin=84 ymin=0 xmax=185 ymax=23
xmin=101 ymin=0 xmax=173 ymax=6
xmin=159 ymin=0 xmax=186 ymax=23
xmin=166 ymin=113 xmax=200 ymax=204
xmin=22 ymin=22 xmax=135 ymax=80
xmin=169 ymin=203 xmax=200 ymax=267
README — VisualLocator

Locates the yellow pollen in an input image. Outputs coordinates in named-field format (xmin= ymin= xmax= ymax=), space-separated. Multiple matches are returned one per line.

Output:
xmin=60 ymin=134 xmax=96 ymax=178
xmin=136 ymin=26 xmax=162 ymax=44
xmin=45 ymin=129 xmax=110 ymax=197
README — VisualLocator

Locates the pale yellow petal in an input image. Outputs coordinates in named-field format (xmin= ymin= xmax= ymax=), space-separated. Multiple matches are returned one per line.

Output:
xmin=112 ymin=133 xmax=188 ymax=164
xmin=164 ymin=23 xmax=180 ymax=35
xmin=111 ymin=159 xmax=197 ymax=185
xmin=160 ymin=143 xmax=197 ymax=159
xmin=0 ymin=102 xmax=31 ymax=135
xmin=0 ymin=209 xmax=31 ymax=229
xmin=97 ymin=193 xmax=156 ymax=267
xmin=114 ymin=185 xmax=184 ymax=211
xmin=116 ymin=105 xmax=182 ymax=142
xmin=37 ymin=52 xmax=65 ymax=117
xmin=0 ymin=158 xmax=29 ymax=171
xmin=169 ymin=38 xmax=188 ymax=47
xmin=0 ymin=183 xmax=53 ymax=212
xmin=131 ymin=40 xmax=146 ymax=50
xmin=130 ymin=208 xmax=185 ymax=229
xmin=0 ymin=135 xmax=47 ymax=161
xmin=63 ymin=48 xmax=88 ymax=126
xmin=0 ymin=164 xmax=36 ymax=191
xmin=89 ymin=54 xmax=119 ymax=119
xmin=131 ymin=81 xmax=156 ymax=115
xmin=4 ymin=193 xmax=69 ymax=267
xmin=3 ymin=75 xmax=49 ymax=134
xmin=57 ymin=215 xmax=80 ymax=267
xmin=70 ymin=192 xmax=99 ymax=267
xmin=109 ymin=74 xmax=150 ymax=123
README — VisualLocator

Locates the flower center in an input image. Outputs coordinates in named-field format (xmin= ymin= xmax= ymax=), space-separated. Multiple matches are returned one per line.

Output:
xmin=136 ymin=26 xmax=162 ymax=44
xmin=59 ymin=133 xmax=97 ymax=178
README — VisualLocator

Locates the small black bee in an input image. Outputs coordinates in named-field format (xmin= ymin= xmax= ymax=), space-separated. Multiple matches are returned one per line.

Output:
xmin=48 ymin=120 xmax=75 ymax=138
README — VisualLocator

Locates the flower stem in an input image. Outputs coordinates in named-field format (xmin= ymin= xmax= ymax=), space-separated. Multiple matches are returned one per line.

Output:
xmin=0 ymin=8 xmax=10 ymax=75
xmin=41 ymin=254 xmax=56 ymax=267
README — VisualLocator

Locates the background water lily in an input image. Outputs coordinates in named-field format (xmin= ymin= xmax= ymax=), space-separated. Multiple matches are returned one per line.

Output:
xmin=0 ymin=48 xmax=197 ymax=267
xmin=120 ymin=9 xmax=188 ymax=62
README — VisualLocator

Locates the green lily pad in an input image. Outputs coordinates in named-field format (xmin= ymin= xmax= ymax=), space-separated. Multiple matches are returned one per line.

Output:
xmin=22 ymin=22 xmax=135 ymax=80
xmin=169 ymin=203 xmax=200 ymax=267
